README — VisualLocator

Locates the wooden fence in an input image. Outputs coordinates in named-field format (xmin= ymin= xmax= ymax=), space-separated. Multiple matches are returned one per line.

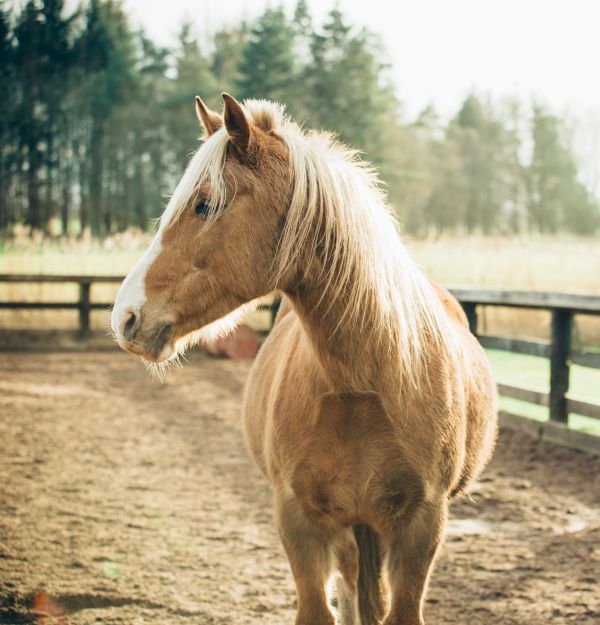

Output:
xmin=1 ymin=274 xmax=599 ymax=451
xmin=0 ymin=274 xmax=122 ymax=338
xmin=453 ymin=288 xmax=600 ymax=453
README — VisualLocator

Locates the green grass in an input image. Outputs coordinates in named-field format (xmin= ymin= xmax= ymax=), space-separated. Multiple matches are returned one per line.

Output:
xmin=486 ymin=348 xmax=600 ymax=435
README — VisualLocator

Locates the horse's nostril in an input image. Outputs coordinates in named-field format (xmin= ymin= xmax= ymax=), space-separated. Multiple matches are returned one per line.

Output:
xmin=122 ymin=311 xmax=139 ymax=341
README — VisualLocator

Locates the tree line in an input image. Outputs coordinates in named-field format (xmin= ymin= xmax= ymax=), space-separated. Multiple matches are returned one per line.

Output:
xmin=0 ymin=0 xmax=598 ymax=237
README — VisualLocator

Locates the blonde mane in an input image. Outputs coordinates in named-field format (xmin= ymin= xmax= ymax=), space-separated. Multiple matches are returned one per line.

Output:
xmin=161 ymin=99 xmax=461 ymax=387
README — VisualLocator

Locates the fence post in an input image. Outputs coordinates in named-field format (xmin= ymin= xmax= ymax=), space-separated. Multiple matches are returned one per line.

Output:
xmin=79 ymin=281 xmax=91 ymax=338
xmin=549 ymin=308 xmax=572 ymax=423
xmin=462 ymin=302 xmax=478 ymax=337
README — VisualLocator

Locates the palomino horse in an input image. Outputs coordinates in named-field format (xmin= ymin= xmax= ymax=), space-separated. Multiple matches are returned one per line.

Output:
xmin=112 ymin=94 xmax=497 ymax=625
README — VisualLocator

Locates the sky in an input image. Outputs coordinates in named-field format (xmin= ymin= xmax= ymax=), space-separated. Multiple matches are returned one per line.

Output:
xmin=123 ymin=0 xmax=600 ymax=121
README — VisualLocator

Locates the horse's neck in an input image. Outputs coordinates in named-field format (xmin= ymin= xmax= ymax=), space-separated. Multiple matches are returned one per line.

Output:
xmin=286 ymin=259 xmax=397 ymax=392
xmin=280 ymin=161 xmax=443 ymax=393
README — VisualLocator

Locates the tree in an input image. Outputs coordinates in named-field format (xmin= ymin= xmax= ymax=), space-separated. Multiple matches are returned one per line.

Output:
xmin=423 ymin=135 xmax=466 ymax=235
xmin=211 ymin=24 xmax=247 ymax=98
xmin=77 ymin=0 xmax=137 ymax=235
xmin=450 ymin=94 xmax=525 ymax=233
xmin=527 ymin=106 xmax=599 ymax=234
xmin=38 ymin=0 xmax=73 ymax=232
xmin=303 ymin=8 xmax=396 ymax=166
xmin=166 ymin=21 xmax=218 ymax=169
xmin=0 ymin=1 xmax=15 ymax=230
xmin=127 ymin=32 xmax=170 ymax=230
xmin=452 ymin=95 xmax=497 ymax=233
xmin=236 ymin=7 xmax=295 ymax=105
xmin=13 ymin=1 xmax=45 ymax=231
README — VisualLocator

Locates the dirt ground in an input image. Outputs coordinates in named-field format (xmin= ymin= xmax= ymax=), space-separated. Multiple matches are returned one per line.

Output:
xmin=0 ymin=351 xmax=599 ymax=625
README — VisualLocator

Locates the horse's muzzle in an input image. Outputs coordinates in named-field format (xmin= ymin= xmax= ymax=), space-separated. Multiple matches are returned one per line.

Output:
xmin=114 ymin=309 xmax=175 ymax=363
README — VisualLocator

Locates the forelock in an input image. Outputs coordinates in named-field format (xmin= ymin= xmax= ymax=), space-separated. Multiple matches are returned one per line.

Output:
xmin=244 ymin=99 xmax=286 ymax=133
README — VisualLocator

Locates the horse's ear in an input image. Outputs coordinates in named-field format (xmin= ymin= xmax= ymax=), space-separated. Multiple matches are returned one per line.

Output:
xmin=222 ymin=93 xmax=252 ymax=153
xmin=195 ymin=96 xmax=222 ymax=138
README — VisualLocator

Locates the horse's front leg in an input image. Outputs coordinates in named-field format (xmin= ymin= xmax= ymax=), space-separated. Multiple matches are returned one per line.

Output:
xmin=275 ymin=491 xmax=337 ymax=625
xmin=382 ymin=498 xmax=448 ymax=625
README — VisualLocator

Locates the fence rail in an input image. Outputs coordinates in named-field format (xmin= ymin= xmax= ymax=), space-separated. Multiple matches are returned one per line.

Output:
xmin=1 ymin=274 xmax=599 ymax=450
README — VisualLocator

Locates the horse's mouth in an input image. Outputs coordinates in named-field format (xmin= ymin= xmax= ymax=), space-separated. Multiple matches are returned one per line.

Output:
xmin=117 ymin=323 xmax=175 ymax=363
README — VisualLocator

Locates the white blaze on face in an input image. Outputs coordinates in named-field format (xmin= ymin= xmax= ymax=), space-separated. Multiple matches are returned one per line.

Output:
xmin=111 ymin=233 xmax=162 ymax=338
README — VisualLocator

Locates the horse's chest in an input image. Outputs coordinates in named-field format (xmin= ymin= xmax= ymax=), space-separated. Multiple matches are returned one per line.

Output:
xmin=289 ymin=438 xmax=361 ymax=527
xmin=286 ymin=394 xmax=405 ymax=527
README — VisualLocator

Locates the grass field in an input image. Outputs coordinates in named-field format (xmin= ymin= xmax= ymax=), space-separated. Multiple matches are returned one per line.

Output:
xmin=486 ymin=349 xmax=600 ymax=435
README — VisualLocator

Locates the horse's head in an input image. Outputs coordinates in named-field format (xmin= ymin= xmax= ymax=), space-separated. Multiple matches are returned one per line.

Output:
xmin=111 ymin=94 xmax=292 ymax=363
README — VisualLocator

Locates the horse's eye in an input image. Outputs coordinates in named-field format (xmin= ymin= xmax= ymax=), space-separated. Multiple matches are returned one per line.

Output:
xmin=195 ymin=200 xmax=209 ymax=216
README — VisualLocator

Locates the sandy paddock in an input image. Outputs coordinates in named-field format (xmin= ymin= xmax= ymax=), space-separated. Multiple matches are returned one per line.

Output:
xmin=0 ymin=351 xmax=598 ymax=624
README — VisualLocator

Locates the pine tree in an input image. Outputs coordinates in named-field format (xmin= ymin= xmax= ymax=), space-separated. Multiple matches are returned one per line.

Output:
xmin=211 ymin=25 xmax=247 ymax=96
xmin=304 ymin=9 xmax=394 ymax=161
xmin=0 ymin=1 xmax=15 ymax=230
xmin=236 ymin=8 xmax=295 ymax=105
xmin=128 ymin=33 xmax=170 ymax=230
xmin=14 ymin=1 xmax=45 ymax=231
xmin=77 ymin=0 xmax=137 ymax=235
xmin=39 ymin=0 xmax=74 ymax=233
xmin=166 ymin=21 xmax=218 ymax=169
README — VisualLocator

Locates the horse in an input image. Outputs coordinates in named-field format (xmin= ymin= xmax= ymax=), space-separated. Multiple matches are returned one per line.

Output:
xmin=111 ymin=93 xmax=497 ymax=625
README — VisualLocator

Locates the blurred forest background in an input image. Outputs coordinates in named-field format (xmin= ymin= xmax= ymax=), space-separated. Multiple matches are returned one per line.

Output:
xmin=1 ymin=0 xmax=599 ymax=238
